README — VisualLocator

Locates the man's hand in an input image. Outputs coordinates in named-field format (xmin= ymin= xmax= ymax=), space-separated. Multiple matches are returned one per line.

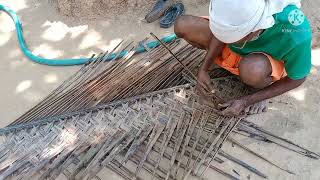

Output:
xmin=219 ymin=99 xmax=247 ymax=116
xmin=219 ymin=77 xmax=306 ymax=117
xmin=219 ymin=99 xmax=268 ymax=116
xmin=197 ymin=69 xmax=214 ymax=94
xmin=196 ymin=35 xmax=224 ymax=94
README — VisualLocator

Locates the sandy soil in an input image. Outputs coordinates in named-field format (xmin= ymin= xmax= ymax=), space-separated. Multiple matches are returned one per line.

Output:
xmin=0 ymin=0 xmax=319 ymax=179
xmin=53 ymin=0 xmax=210 ymax=20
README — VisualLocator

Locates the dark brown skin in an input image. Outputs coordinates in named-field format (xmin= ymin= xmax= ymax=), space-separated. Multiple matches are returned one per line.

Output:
xmin=220 ymin=77 xmax=305 ymax=116
xmin=174 ymin=15 xmax=225 ymax=92
xmin=174 ymin=15 xmax=306 ymax=116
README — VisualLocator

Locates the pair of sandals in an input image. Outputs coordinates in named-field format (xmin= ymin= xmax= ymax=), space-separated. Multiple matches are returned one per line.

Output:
xmin=145 ymin=0 xmax=185 ymax=28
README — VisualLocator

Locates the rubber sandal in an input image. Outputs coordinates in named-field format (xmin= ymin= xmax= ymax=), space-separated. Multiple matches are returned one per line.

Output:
xmin=145 ymin=0 xmax=175 ymax=23
xmin=160 ymin=3 xmax=185 ymax=28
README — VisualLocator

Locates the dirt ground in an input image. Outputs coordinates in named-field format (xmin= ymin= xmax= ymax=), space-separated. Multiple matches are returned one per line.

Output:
xmin=0 ymin=0 xmax=319 ymax=179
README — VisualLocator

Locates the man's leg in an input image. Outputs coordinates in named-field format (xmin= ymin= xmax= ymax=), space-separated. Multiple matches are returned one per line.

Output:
xmin=239 ymin=53 xmax=274 ymax=114
xmin=239 ymin=53 xmax=273 ymax=89
xmin=174 ymin=15 xmax=213 ymax=50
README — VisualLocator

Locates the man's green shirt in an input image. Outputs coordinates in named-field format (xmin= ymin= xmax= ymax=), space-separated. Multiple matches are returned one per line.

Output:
xmin=229 ymin=5 xmax=312 ymax=80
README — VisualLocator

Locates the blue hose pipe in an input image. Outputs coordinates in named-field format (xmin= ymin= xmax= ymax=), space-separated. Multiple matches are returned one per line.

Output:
xmin=0 ymin=4 xmax=177 ymax=66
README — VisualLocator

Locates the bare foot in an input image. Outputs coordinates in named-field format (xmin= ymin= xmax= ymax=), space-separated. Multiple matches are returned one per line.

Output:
xmin=245 ymin=100 xmax=268 ymax=115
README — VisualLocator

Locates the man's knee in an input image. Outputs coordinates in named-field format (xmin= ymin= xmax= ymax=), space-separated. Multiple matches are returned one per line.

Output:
xmin=239 ymin=53 xmax=273 ymax=89
xmin=174 ymin=15 xmax=192 ymax=38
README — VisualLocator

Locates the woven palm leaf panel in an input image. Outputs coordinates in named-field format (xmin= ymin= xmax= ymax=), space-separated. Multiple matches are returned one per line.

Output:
xmin=0 ymin=76 xmax=248 ymax=180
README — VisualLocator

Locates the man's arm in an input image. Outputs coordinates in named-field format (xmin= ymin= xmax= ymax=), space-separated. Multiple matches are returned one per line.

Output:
xmin=197 ymin=36 xmax=225 ymax=92
xmin=244 ymin=77 xmax=305 ymax=106
xmin=221 ymin=77 xmax=306 ymax=116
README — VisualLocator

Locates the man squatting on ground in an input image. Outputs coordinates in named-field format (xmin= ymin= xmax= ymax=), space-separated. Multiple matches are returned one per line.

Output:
xmin=174 ymin=0 xmax=312 ymax=116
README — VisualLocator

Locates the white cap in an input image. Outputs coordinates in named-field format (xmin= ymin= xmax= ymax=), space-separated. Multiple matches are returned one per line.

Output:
xmin=209 ymin=0 xmax=301 ymax=43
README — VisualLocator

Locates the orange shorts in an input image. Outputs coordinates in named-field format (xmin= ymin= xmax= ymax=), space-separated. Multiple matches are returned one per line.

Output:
xmin=200 ymin=16 xmax=286 ymax=81
xmin=214 ymin=46 xmax=286 ymax=81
